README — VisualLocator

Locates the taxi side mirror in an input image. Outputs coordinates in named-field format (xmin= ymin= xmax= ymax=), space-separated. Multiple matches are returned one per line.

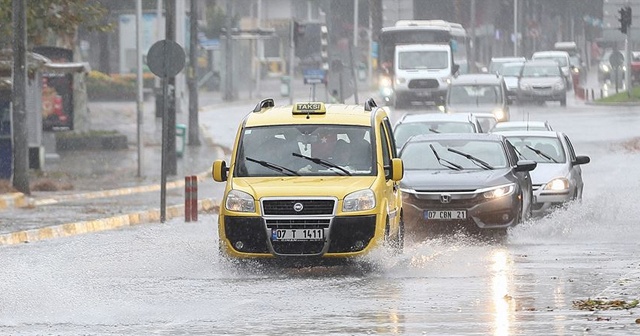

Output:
xmin=389 ymin=158 xmax=404 ymax=181
xmin=212 ymin=160 xmax=228 ymax=182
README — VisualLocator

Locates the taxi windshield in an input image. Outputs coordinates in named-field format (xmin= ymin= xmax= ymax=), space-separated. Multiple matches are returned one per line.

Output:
xmin=235 ymin=125 xmax=374 ymax=177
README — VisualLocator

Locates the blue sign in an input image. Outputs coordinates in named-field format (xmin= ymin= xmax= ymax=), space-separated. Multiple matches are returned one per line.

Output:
xmin=303 ymin=69 xmax=326 ymax=84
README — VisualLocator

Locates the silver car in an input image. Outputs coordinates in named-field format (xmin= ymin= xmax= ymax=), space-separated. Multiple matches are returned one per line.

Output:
xmin=494 ymin=130 xmax=590 ymax=217
xmin=517 ymin=60 xmax=567 ymax=106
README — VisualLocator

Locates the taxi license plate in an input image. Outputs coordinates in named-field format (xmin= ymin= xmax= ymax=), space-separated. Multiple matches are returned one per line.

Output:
xmin=271 ymin=228 xmax=325 ymax=241
xmin=424 ymin=210 xmax=467 ymax=220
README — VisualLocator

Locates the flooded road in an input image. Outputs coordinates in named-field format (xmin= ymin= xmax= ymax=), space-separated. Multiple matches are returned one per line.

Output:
xmin=1 ymin=103 xmax=640 ymax=335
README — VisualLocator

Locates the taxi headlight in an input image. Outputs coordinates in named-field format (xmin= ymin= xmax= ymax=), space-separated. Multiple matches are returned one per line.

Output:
xmin=543 ymin=178 xmax=569 ymax=191
xmin=481 ymin=183 xmax=515 ymax=199
xmin=225 ymin=190 xmax=255 ymax=212
xmin=396 ymin=77 xmax=407 ymax=84
xmin=343 ymin=189 xmax=376 ymax=212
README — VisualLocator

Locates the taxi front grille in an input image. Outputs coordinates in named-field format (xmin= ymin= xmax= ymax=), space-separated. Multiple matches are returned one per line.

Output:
xmin=262 ymin=199 xmax=335 ymax=216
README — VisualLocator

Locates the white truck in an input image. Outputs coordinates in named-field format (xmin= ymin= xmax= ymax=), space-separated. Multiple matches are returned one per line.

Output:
xmin=390 ymin=43 xmax=457 ymax=108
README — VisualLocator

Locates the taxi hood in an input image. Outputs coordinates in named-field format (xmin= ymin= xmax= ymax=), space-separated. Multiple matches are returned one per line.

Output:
xmin=231 ymin=176 xmax=376 ymax=200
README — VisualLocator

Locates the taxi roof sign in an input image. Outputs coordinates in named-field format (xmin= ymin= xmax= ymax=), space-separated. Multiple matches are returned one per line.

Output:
xmin=292 ymin=102 xmax=326 ymax=115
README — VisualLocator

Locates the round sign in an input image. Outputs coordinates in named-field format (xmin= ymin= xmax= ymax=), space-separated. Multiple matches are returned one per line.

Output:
xmin=147 ymin=40 xmax=186 ymax=77
xmin=609 ymin=50 xmax=624 ymax=68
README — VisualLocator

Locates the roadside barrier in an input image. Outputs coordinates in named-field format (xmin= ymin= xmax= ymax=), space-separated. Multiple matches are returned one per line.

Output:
xmin=185 ymin=175 xmax=198 ymax=222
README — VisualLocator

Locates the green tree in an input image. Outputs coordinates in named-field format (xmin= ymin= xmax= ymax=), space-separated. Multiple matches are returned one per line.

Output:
xmin=0 ymin=0 xmax=112 ymax=49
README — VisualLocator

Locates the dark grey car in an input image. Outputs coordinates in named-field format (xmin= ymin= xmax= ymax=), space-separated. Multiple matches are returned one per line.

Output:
xmin=399 ymin=133 xmax=536 ymax=237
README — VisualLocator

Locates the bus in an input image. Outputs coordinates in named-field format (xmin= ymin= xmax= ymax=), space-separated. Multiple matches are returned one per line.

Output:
xmin=378 ymin=20 xmax=470 ymax=107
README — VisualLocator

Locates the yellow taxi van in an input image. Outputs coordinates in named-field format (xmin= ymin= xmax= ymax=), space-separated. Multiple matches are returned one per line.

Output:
xmin=211 ymin=98 xmax=404 ymax=261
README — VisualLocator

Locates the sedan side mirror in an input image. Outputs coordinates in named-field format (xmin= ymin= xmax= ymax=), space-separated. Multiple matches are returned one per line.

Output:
xmin=573 ymin=155 xmax=590 ymax=165
xmin=515 ymin=160 xmax=537 ymax=172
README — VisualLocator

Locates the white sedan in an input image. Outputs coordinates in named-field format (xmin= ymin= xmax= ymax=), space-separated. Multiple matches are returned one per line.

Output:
xmin=494 ymin=130 xmax=590 ymax=217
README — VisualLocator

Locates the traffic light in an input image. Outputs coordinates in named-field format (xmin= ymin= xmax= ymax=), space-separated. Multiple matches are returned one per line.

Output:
xmin=293 ymin=21 xmax=306 ymax=44
xmin=320 ymin=25 xmax=329 ymax=71
xmin=619 ymin=6 xmax=632 ymax=34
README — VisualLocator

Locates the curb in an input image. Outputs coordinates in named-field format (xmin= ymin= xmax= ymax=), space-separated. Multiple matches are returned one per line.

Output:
xmin=0 ymin=193 xmax=29 ymax=210
xmin=0 ymin=198 xmax=220 ymax=246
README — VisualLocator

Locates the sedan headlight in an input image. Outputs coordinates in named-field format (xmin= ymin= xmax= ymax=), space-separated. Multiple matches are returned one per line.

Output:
xmin=379 ymin=76 xmax=392 ymax=88
xmin=481 ymin=183 xmax=515 ymax=199
xmin=381 ymin=87 xmax=394 ymax=97
xmin=492 ymin=108 xmax=507 ymax=121
xmin=571 ymin=67 xmax=580 ymax=74
xmin=553 ymin=81 xmax=565 ymax=90
xmin=225 ymin=190 xmax=255 ymax=212
xmin=343 ymin=189 xmax=376 ymax=212
xmin=543 ymin=178 xmax=569 ymax=191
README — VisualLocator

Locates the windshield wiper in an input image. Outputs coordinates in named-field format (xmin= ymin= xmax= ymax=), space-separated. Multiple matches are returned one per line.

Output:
xmin=428 ymin=128 xmax=440 ymax=134
xmin=245 ymin=157 xmax=300 ymax=176
xmin=429 ymin=144 xmax=462 ymax=171
xmin=447 ymin=148 xmax=494 ymax=170
xmin=525 ymin=145 xmax=558 ymax=163
xmin=292 ymin=153 xmax=351 ymax=176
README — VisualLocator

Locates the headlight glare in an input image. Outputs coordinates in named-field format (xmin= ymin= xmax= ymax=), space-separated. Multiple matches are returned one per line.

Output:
xmin=343 ymin=189 xmax=376 ymax=212
xmin=482 ymin=183 xmax=515 ymax=199
xmin=225 ymin=190 xmax=255 ymax=212
xmin=379 ymin=76 xmax=392 ymax=87
xmin=492 ymin=108 xmax=506 ymax=121
xmin=600 ymin=64 xmax=610 ymax=73
xmin=543 ymin=178 xmax=569 ymax=191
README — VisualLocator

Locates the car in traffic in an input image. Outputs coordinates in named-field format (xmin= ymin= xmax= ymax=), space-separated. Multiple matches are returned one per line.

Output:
xmin=441 ymin=73 xmax=511 ymax=122
xmin=531 ymin=50 xmax=573 ymax=89
xmin=494 ymin=130 xmax=590 ymax=217
xmin=517 ymin=60 xmax=567 ymax=106
xmin=393 ymin=112 xmax=483 ymax=151
xmin=211 ymin=99 xmax=405 ymax=262
xmin=496 ymin=61 xmax=524 ymax=99
xmin=399 ymin=133 xmax=536 ymax=237
xmin=472 ymin=112 xmax=499 ymax=133
xmin=597 ymin=48 xmax=626 ymax=83
xmin=489 ymin=120 xmax=553 ymax=133
xmin=488 ymin=56 xmax=527 ymax=74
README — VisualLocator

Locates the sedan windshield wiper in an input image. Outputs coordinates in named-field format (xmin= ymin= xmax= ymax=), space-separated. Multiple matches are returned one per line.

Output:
xmin=429 ymin=144 xmax=462 ymax=171
xmin=428 ymin=128 xmax=440 ymax=134
xmin=447 ymin=148 xmax=494 ymax=170
xmin=292 ymin=153 xmax=351 ymax=176
xmin=525 ymin=145 xmax=558 ymax=163
xmin=245 ymin=157 xmax=300 ymax=176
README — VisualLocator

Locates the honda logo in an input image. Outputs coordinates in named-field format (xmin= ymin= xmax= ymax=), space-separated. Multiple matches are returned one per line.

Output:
xmin=293 ymin=202 xmax=304 ymax=212
xmin=440 ymin=194 xmax=451 ymax=204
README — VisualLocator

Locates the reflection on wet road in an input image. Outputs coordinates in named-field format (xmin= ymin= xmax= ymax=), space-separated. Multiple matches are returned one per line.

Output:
xmin=2 ymin=103 xmax=640 ymax=335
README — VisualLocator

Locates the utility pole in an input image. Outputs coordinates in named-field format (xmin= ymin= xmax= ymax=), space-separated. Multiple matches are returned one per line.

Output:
xmin=514 ymin=0 xmax=519 ymax=57
xmin=12 ymin=0 xmax=29 ymax=194
xmin=224 ymin=0 xmax=235 ymax=101
xmin=469 ymin=0 xmax=476 ymax=73
xmin=188 ymin=0 xmax=200 ymax=146
xmin=136 ymin=0 xmax=144 ymax=177
xmin=166 ymin=0 xmax=177 ymax=175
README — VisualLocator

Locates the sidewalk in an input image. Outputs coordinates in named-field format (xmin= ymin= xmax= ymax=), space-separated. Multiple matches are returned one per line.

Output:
xmin=0 ymin=76 xmax=378 ymax=245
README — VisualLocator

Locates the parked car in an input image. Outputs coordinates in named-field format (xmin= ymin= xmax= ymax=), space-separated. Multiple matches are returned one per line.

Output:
xmin=441 ymin=73 xmax=511 ymax=122
xmin=489 ymin=120 xmax=553 ymax=133
xmin=488 ymin=56 xmax=527 ymax=74
xmin=393 ymin=113 xmax=483 ymax=151
xmin=517 ymin=60 xmax=567 ymax=106
xmin=399 ymin=133 xmax=536 ymax=237
xmin=496 ymin=61 xmax=524 ymax=99
xmin=531 ymin=50 xmax=572 ymax=89
xmin=494 ymin=130 xmax=590 ymax=217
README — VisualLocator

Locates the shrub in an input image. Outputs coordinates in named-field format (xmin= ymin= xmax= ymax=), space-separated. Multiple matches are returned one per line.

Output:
xmin=86 ymin=71 xmax=155 ymax=101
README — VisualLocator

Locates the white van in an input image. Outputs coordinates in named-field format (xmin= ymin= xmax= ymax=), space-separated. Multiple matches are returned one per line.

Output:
xmin=531 ymin=50 xmax=572 ymax=89
xmin=392 ymin=43 xmax=455 ymax=108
